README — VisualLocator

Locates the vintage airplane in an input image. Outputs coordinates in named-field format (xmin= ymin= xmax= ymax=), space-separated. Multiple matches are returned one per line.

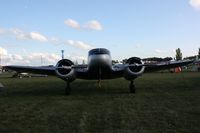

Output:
xmin=3 ymin=48 xmax=196 ymax=95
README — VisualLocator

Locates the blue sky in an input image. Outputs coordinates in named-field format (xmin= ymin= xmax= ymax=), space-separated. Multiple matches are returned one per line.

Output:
xmin=0 ymin=0 xmax=200 ymax=65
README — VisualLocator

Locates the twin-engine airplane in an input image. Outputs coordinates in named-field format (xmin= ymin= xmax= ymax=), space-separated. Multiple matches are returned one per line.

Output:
xmin=3 ymin=48 xmax=195 ymax=95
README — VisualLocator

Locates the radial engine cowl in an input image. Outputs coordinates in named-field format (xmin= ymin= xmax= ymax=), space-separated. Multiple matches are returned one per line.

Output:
xmin=55 ymin=59 xmax=76 ymax=81
xmin=124 ymin=57 xmax=145 ymax=80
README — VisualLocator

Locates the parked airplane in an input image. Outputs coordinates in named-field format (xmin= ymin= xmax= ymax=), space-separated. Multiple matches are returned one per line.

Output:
xmin=3 ymin=48 xmax=196 ymax=95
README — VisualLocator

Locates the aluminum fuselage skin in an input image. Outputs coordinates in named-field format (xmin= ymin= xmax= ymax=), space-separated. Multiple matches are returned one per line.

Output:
xmin=76 ymin=49 xmax=122 ymax=80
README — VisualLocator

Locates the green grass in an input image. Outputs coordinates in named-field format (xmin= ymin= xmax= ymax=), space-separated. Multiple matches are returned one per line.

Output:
xmin=0 ymin=72 xmax=200 ymax=133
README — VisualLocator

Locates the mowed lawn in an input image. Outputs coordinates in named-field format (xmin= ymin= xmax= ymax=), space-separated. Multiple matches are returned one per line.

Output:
xmin=0 ymin=72 xmax=200 ymax=133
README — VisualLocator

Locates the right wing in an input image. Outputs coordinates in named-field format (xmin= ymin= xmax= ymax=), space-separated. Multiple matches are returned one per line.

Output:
xmin=3 ymin=65 xmax=56 ymax=75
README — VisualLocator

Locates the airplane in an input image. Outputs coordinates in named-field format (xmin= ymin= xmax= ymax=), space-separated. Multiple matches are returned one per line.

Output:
xmin=3 ymin=48 xmax=196 ymax=95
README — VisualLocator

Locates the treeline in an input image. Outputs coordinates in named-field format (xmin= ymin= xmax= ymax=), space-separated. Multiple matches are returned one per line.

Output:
xmin=119 ymin=57 xmax=173 ymax=64
xmin=184 ymin=55 xmax=198 ymax=60
xmin=114 ymin=48 xmax=200 ymax=64
xmin=142 ymin=57 xmax=173 ymax=62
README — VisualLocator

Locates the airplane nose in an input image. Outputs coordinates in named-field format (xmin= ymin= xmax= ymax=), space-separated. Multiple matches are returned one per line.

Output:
xmin=88 ymin=54 xmax=111 ymax=68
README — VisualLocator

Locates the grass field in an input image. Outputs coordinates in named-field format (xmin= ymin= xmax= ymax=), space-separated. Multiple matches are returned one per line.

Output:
xmin=0 ymin=72 xmax=200 ymax=133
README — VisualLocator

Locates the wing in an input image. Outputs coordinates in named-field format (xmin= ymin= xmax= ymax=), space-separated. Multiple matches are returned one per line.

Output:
xmin=144 ymin=60 xmax=194 ymax=72
xmin=3 ymin=65 xmax=89 ymax=76
xmin=112 ymin=59 xmax=195 ymax=73
xmin=3 ymin=65 xmax=56 ymax=75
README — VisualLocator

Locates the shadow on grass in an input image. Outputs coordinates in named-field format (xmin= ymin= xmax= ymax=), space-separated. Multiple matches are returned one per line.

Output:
xmin=0 ymin=77 xmax=14 ymax=79
xmin=72 ymin=87 xmax=130 ymax=96
xmin=1 ymin=80 xmax=131 ymax=97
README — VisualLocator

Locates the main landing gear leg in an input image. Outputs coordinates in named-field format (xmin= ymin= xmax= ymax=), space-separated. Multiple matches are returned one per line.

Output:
xmin=129 ymin=80 xmax=135 ymax=93
xmin=65 ymin=82 xmax=71 ymax=95
xmin=97 ymin=79 xmax=101 ymax=88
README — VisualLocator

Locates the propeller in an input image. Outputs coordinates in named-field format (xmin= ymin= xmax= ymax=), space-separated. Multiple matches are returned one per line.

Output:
xmin=56 ymin=65 xmax=72 ymax=70
xmin=125 ymin=63 xmax=152 ymax=67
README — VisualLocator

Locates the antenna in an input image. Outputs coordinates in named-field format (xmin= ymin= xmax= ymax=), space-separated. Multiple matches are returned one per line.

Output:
xmin=61 ymin=50 xmax=64 ymax=59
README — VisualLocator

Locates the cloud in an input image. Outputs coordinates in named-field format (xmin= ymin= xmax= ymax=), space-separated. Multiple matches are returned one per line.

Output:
xmin=12 ymin=54 xmax=23 ymax=60
xmin=65 ymin=54 xmax=87 ymax=62
xmin=29 ymin=32 xmax=48 ymax=42
xmin=135 ymin=44 xmax=142 ymax=48
xmin=73 ymin=55 xmax=87 ymax=61
xmin=10 ymin=29 xmax=48 ymax=42
xmin=49 ymin=37 xmax=60 ymax=44
xmin=154 ymin=49 xmax=162 ymax=53
xmin=172 ymin=49 xmax=176 ymax=53
xmin=2 ymin=54 xmax=30 ymax=66
xmin=64 ymin=19 xmax=103 ymax=31
xmin=84 ymin=20 xmax=103 ymax=31
xmin=64 ymin=19 xmax=80 ymax=29
xmin=0 ymin=28 xmax=5 ymax=34
xmin=0 ymin=47 xmax=87 ymax=65
xmin=64 ymin=40 xmax=92 ymax=50
xmin=0 ymin=47 xmax=8 ymax=55
xmin=1 ymin=53 xmax=60 ymax=66
xmin=189 ymin=0 xmax=200 ymax=10
xmin=151 ymin=49 xmax=181 ymax=58
xmin=27 ymin=53 xmax=60 ymax=64
xmin=0 ymin=48 xmax=27 ymax=65
xmin=0 ymin=27 xmax=93 ymax=50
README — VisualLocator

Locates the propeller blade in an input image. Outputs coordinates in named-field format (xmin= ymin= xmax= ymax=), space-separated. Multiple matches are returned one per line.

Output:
xmin=57 ymin=66 xmax=72 ymax=70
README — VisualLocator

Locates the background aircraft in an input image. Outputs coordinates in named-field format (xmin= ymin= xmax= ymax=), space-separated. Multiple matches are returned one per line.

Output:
xmin=3 ymin=48 xmax=196 ymax=95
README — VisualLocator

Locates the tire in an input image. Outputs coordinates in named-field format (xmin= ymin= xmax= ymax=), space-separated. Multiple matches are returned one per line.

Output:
xmin=130 ymin=84 xmax=135 ymax=93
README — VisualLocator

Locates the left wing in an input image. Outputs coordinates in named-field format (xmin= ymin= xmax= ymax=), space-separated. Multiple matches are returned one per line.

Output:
xmin=144 ymin=59 xmax=194 ymax=72
xmin=112 ymin=59 xmax=195 ymax=74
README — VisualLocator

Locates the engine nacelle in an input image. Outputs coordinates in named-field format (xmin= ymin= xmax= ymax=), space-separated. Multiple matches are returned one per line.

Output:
xmin=55 ymin=59 xmax=76 ymax=82
xmin=124 ymin=57 xmax=145 ymax=80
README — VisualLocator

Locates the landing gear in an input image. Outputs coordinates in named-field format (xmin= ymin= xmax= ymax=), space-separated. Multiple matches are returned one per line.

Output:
xmin=65 ymin=82 xmax=71 ymax=95
xmin=97 ymin=79 xmax=101 ymax=88
xmin=129 ymin=80 xmax=135 ymax=93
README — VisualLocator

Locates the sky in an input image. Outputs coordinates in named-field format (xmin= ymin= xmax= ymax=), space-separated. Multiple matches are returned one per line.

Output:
xmin=0 ymin=0 xmax=200 ymax=65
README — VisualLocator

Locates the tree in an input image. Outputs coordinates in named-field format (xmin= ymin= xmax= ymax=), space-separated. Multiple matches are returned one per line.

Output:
xmin=163 ymin=57 xmax=173 ymax=61
xmin=122 ymin=59 xmax=128 ymax=64
xmin=198 ymin=48 xmax=200 ymax=59
xmin=112 ymin=60 xmax=119 ymax=65
xmin=176 ymin=48 xmax=182 ymax=61
xmin=142 ymin=57 xmax=173 ymax=62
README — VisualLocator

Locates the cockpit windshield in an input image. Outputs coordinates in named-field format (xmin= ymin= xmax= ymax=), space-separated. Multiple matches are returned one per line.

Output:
xmin=89 ymin=48 xmax=110 ymax=56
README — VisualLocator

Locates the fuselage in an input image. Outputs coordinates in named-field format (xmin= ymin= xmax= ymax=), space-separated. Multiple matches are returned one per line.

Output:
xmin=86 ymin=48 xmax=113 ymax=79
xmin=75 ymin=48 xmax=123 ymax=80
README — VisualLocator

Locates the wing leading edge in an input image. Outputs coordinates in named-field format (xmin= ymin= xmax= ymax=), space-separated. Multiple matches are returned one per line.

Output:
xmin=3 ymin=66 xmax=56 ymax=75
xmin=144 ymin=59 xmax=194 ymax=72
xmin=3 ymin=65 xmax=89 ymax=76
xmin=113 ymin=59 xmax=195 ymax=73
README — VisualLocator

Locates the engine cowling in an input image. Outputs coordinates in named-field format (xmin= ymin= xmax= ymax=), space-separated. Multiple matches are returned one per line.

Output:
xmin=124 ymin=57 xmax=145 ymax=80
xmin=55 ymin=59 xmax=76 ymax=81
